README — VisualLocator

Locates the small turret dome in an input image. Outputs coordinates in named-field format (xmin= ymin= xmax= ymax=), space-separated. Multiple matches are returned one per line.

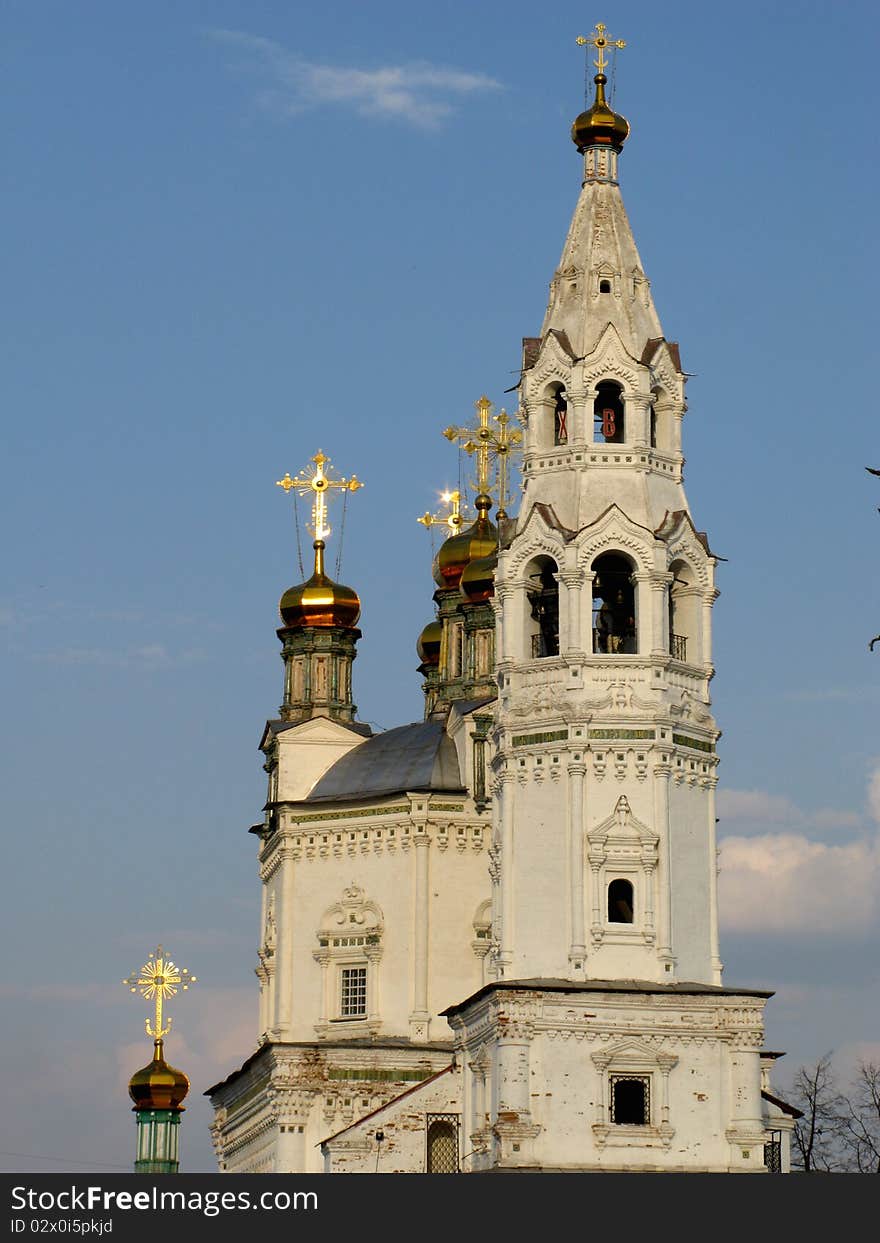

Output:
xmin=128 ymin=1041 xmax=189 ymax=1112
xmin=432 ymin=495 xmax=498 ymax=589
xmin=416 ymin=619 xmax=442 ymax=666
xmin=571 ymin=74 xmax=629 ymax=153
xmin=280 ymin=540 xmax=361 ymax=630
xmin=460 ymin=551 xmax=497 ymax=603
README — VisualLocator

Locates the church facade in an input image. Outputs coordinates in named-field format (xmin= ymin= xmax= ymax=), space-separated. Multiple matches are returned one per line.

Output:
xmin=207 ymin=38 xmax=798 ymax=1174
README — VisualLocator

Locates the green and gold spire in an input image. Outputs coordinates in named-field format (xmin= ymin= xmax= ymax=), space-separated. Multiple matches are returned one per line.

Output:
xmin=123 ymin=945 xmax=197 ymax=1174
xmin=275 ymin=451 xmax=365 ymax=723
xmin=276 ymin=451 xmax=363 ymax=630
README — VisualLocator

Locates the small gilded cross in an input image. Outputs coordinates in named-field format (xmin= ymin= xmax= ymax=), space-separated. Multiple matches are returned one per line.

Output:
xmin=417 ymin=489 xmax=471 ymax=533
xmin=576 ymin=22 xmax=626 ymax=74
xmin=276 ymin=450 xmax=364 ymax=542
xmin=123 ymin=945 xmax=197 ymax=1041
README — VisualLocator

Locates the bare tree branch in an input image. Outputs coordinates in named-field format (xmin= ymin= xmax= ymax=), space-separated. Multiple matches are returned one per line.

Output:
xmin=837 ymin=1062 xmax=880 ymax=1173
xmin=790 ymin=1054 xmax=848 ymax=1172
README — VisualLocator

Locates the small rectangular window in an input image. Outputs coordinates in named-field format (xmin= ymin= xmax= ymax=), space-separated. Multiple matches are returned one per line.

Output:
xmin=610 ymin=1074 xmax=650 ymax=1125
xmin=340 ymin=966 xmax=367 ymax=1018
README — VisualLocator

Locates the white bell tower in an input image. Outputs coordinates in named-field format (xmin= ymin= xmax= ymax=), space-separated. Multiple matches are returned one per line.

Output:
xmin=443 ymin=33 xmax=777 ymax=1175
xmin=489 ymin=43 xmax=722 ymax=990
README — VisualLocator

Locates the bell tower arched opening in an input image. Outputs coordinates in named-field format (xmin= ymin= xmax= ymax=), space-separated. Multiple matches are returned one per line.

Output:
xmin=594 ymin=380 xmax=625 ymax=444
xmin=525 ymin=556 xmax=560 ymax=658
xmin=592 ymin=553 xmax=637 ymax=654
xmin=540 ymin=381 xmax=569 ymax=448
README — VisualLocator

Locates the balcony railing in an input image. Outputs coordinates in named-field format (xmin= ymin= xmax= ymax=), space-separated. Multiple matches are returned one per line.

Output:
xmin=592 ymin=629 xmax=637 ymax=655
xmin=531 ymin=633 xmax=559 ymax=658
xmin=670 ymin=633 xmax=687 ymax=662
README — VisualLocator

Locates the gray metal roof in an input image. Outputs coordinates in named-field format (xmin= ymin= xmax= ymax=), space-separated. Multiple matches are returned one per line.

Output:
xmin=441 ymin=977 xmax=775 ymax=1017
xmin=306 ymin=719 xmax=464 ymax=803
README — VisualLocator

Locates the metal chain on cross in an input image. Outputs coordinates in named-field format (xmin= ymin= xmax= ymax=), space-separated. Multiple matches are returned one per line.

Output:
xmin=335 ymin=483 xmax=350 ymax=578
xmin=291 ymin=486 xmax=305 ymax=578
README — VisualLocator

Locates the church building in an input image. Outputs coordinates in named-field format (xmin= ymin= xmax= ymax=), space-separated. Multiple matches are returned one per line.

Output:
xmin=207 ymin=28 xmax=799 ymax=1174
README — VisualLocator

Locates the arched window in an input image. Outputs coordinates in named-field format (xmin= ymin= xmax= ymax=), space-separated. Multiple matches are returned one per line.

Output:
xmin=426 ymin=1117 xmax=459 ymax=1173
xmin=526 ymin=556 xmax=559 ymax=658
xmin=608 ymin=878 xmax=634 ymax=924
xmin=592 ymin=553 xmax=636 ymax=654
xmin=594 ymin=381 xmax=625 ymax=444
xmin=649 ymin=406 xmax=657 ymax=448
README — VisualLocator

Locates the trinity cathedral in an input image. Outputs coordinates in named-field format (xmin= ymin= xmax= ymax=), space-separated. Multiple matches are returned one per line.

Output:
xmin=206 ymin=30 xmax=799 ymax=1173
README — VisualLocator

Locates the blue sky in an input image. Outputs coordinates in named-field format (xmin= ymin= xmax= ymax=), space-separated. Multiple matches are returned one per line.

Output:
xmin=2 ymin=1 xmax=879 ymax=1173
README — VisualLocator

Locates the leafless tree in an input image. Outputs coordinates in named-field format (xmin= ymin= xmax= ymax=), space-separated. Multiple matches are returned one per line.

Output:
xmin=790 ymin=1054 xmax=847 ymax=1172
xmin=837 ymin=1062 xmax=880 ymax=1173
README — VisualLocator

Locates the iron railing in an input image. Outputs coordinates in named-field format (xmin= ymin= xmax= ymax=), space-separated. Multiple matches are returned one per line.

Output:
xmin=670 ymin=632 xmax=687 ymax=661
xmin=764 ymin=1136 xmax=782 ymax=1174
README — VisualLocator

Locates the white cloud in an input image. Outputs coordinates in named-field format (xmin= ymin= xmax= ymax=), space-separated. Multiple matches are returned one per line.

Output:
xmin=718 ymin=765 xmax=880 ymax=934
xmin=717 ymin=788 xmax=800 ymax=824
xmin=717 ymin=787 xmax=861 ymax=833
xmin=719 ymin=832 xmax=879 ymax=933
xmin=868 ymin=765 xmax=880 ymax=823
xmin=211 ymin=29 xmax=502 ymax=128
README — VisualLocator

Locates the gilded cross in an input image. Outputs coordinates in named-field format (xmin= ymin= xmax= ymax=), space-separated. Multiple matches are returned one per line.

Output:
xmin=417 ymin=489 xmax=471 ymax=533
xmin=123 ymin=945 xmax=197 ymax=1041
xmin=443 ymin=397 xmax=523 ymax=519
xmin=276 ymin=450 xmax=363 ymax=542
xmin=576 ymin=22 xmax=626 ymax=74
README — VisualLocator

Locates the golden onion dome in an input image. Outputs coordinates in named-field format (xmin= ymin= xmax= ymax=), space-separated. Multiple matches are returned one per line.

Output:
xmin=279 ymin=540 xmax=361 ymax=630
xmin=571 ymin=74 xmax=629 ymax=153
xmin=432 ymin=495 xmax=498 ymax=589
xmin=128 ymin=1040 xmax=189 ymax=1112
xmin=460 ymin=550 xmax=497 ymax=603
xmin=416 ymin=618 xmax=442 ymax=666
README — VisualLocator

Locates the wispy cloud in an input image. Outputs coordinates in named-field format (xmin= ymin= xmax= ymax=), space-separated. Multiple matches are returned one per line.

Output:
xmin=718 ymin=765 xmax=880 ymax=934
xmin=783 ymin=685 xmax=880 ymax=703
xmin=717 ymin=787 xmax=862 ymax=833
xmin=34 ymin=644 xmax=206 ymax=669
xmin=211 ymin=29 xmax=502 ymax=129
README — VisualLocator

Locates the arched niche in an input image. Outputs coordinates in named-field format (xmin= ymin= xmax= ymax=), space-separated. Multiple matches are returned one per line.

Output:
xmin=668 ymin=559 xmax=700 ymax=664
xmin=608 ymin=878 xmax=635 ymax=924
xmin=650 ymin=386 xmax=676 ymax=453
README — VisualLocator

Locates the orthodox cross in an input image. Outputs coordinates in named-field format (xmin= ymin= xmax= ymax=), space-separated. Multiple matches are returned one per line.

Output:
xmin=443 ymin=396 xmax=523 ymax=519
xmin=576 ymin=22 xmax=626 ymax=74
xmin=416 ymin=489 xmax=471 ymax=533
xmin=276 ymin=451 xmax=363 ymax=542
xmin=123 ymin=945 xmax=197 ymax=1041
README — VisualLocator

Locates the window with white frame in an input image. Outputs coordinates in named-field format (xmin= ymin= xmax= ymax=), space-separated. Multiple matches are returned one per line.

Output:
xmin=314 ymin=884 xmax=384 ymax=1035
xmin=339 ymin=965 xmax=367 ymax=1018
